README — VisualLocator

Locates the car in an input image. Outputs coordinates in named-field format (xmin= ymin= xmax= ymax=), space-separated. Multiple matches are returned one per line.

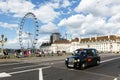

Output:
xmin=65 ymin=48 xmax=100 ymax=70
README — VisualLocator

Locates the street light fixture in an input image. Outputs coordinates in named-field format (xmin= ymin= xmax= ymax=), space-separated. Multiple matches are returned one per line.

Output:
xmin=0 ymin=34 xmax=7 ymax=55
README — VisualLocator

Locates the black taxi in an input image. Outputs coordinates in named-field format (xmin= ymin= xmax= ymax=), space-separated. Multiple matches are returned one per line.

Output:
xmin=65 ymin=48 xmax=100 ymax=69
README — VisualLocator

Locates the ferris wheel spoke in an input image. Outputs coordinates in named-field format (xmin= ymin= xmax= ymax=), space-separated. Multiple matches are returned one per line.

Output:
xmin=19 ymin=12 xmax=39 ymax=49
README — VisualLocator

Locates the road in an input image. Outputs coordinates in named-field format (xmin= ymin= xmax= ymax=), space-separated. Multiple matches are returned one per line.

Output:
xmin=0 ymin=54 xmax=120 ymax=80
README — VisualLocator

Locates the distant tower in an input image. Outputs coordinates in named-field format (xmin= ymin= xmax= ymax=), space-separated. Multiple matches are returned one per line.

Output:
xmin=50 ymin=33 xmax=61 ymax=43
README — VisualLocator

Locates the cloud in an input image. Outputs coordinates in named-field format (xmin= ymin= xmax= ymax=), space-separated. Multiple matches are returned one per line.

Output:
xmin=75 ymin=0 xmax=120 ymax=17
xmin=0 ymin=0 xmax=8 ymax=13
xmin=58 ymin=0 xmax=120 ymax=37
xmin=37 ymin=35 xmax=50 ymax=43
xmin=58 ymin=13 xmax=120 ymax=37
xmin=39 ymin=22 xmax=59 ymax=34
xmin=0 ymin=22 xmax=18 ymax=30
xmin=1 ymin=0 xmax=120 ymax=49
xmin=5 ymin=34 xmax=50 ymax=49
xmin=0 ymin=0 xmax=34 ymax=16
xmin=0 ymin=0 xmax=60 ymax=23
xmin=34 ymin=3 xmax=60 ymax=23
xmin=61 ymin=0 xmax=71 ymax=8
xmin=5 ymin=22 xmax=58 ymax=49
xmin=5 ymin=37 xmax=20 ymax=49
xmin=108 ymin=13 xmax=120 ymax=23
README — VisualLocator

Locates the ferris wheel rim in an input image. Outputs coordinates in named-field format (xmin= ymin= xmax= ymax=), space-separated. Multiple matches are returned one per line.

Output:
xmin=19 ymin=12 xmax=39 ymax=49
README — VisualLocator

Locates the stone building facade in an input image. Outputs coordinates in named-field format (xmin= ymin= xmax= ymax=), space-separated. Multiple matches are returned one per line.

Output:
xmin=40 ymin=35 xmax=120 ymax=53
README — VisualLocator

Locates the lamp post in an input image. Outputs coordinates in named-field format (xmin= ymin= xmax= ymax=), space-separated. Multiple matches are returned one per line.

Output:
xmin=0 ymin=34 xmax=7 ymax=55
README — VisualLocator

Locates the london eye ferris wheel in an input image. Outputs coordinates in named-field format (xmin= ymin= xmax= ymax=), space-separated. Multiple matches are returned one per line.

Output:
xmin=19 ymin=12 xmax=39 ymax=50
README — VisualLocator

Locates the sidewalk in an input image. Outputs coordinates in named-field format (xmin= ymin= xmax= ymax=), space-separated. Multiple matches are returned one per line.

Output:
xmin=99 ymin=53 xmax=120 ymax=58
xmin=0 ymin=55 xmax=71 ymax=63
xmin=0 ymin=53 xmax=120 ymax=63
xmin=23 ymin=55 xmax=70 ymax=63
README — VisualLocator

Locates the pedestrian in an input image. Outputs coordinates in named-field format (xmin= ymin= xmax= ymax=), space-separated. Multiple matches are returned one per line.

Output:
xmin=20 ymin=51 xmax=23 ymax=57
xmin=14 ymin=50 xmax=17 ymax=58
xmin=51 ymin=51 xmax=54 ymax=56
xmin=42 ymin=51 xmax=45 ymax=57
xmin=3 ymin=50 xmax=7 ymax=59
xmin=38 ymin=50 xmax=42 ymax=57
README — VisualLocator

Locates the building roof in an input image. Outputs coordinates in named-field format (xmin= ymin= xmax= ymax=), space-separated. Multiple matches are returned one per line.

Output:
xmin=40 ymin=35 xmax=120 ymax=47
xmin=53 ymin=40 xmax=71 ymax=44
xmin=52 ymin=35 xmax=120 ymax=44
xmin=80 ymin=38 xmax=89 ymax=42
xmin=71 ymin=38 xmax=79 ymax=42
xmin=80 ymin=35 xmax=120 ymax=42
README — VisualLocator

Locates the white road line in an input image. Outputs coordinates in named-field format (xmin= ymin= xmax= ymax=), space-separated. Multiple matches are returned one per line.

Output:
xmin=0 ymin=56 xmax=120 ymax=78
xmin=101 ymin=57 xmax=120 ymax=63
xmin=81 ymin=70 xmax=115 ymax=78
xmin=0 ymin=62 xmax=25 ymax=67
xmin=12 ymin=63 xmax=53 ymax=70
xmin=0 ymin=66 xmax=51 ymax=78
xmin=39 ymin=68 xmax=43 ymax=80
xmin=13 ymin=64 xmax=42 ymax=69
xmin=113 ymin=78 xmax=118 ymax=80
xmin=9 ymin=66 xmax=51 ymax=75
xmin=0 ymin=72 xmax=11 ymax=78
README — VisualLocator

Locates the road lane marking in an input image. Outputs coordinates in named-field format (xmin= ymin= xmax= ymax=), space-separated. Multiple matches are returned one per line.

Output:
xmin=0 ymin=56 xmax=120 ymax=78
xmin=113 ymin=74 xmax=120 ymax=80
xmin=114 ymin=78 xmax=118 ymax=80
xmin=81 ymin=70 xmax=115 ymax=78
xmin=12 ymin=61 xmax=64 ymax=70
xmin=39 ymin=68 xmax=43 ymax=80
xmin=52 ymin=57 xmax=120 ymax=79
xmin=9 ymin=66 xmax=51 ymax=75
xmin=13 ymin=64 xmax=42 ymax=69
xmin=0 ymin=72 xmax=11 ymax=78
xmin=0 ymin=66 xmax=51 ymax=78
xmin=55 ymin=65 xmax=116 ymax=79
xmin=0 ymin=62 xmax=26 ymax=67
xmin=12 ymin=63 xmax=53 ymax=70
xmin=101 ymin=57 xmax=120 ymax=63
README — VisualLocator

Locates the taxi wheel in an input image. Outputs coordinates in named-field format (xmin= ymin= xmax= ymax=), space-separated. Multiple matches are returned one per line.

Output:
xmin=65 ymin=63 xmax=68 ymax=68
xmin=81 ymin=63 xmax=86 ymax=70
xmin=66 ymin=65 xmax=70 ymax=68
xmin=66 ymin=63 xmax=70 ymax=68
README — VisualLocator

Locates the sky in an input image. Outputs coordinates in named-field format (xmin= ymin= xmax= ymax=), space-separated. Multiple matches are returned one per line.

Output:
xmin=0 ymin=0 xmax=120 ymax=49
